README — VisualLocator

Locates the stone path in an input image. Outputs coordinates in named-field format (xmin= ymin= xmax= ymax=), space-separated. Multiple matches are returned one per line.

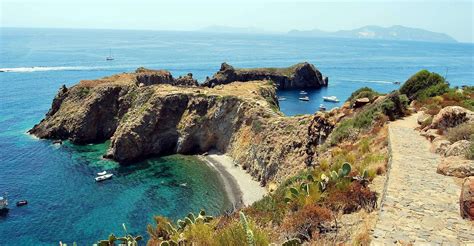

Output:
xmin=372 ymin=113 xmax=474 ymax=245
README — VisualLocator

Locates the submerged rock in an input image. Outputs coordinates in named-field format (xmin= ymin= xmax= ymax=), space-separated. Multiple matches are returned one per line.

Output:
xmin=202 ymin=62 xmax=328 ymax=89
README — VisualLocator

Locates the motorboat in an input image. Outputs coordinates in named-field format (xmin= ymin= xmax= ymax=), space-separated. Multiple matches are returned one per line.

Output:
xmin=97 ymin=171 xmax=107 ymax=176
xmin=16 ymin=200 xmax=28 ymax=207
xmin=95 ymin=173 xmax=113 ymax=182
xmin=180 ymin=183 xmax=187 ymax=187
xmin=298 ymin=96 xmax=310 ymax=101
xmin=299 ymin=91 xmax=308 ymax=95
xmin=319 ymin=104 xmax=327 ymax=111
xmin=277 ymin=96 xmax=287 ymax=101
xmin=323 ymin=96 xmax=340 ymax=103
xmin=0 ymin=193 xmax=8 ymax=215
xmin=393 ymin=81 xmax=401 ymax=85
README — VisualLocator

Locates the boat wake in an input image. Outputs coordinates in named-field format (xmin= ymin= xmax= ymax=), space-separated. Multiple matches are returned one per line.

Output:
xmin=342 ymin=78 xmax=395 ymax=84
xmin=0 ymin=66 xmax=108 ymax=73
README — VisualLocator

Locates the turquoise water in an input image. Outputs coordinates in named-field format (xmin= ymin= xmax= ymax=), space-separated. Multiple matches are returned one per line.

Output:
xmin=0 ymin=27 xmax=473 ymax=245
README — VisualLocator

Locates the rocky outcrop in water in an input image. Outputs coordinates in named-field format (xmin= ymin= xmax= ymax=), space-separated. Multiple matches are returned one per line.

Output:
xmin=202 ymin=62 xmax=328 ymax=89
xmin=29 ymin=67 xmax=337 ymax=185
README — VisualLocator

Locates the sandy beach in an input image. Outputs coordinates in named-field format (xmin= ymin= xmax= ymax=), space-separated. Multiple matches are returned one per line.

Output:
xmin=200 ymin=151 xmax=267 ymax=209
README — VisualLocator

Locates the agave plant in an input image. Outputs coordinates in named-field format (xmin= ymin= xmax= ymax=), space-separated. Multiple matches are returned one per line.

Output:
xmin=95 ymin=224 xmax=142 ymax=246
xmin=240 ymin=212 xmax=255 ymax=246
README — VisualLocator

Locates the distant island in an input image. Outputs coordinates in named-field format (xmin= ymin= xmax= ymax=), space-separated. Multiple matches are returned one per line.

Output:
xmin=288 ymin=25 xmax=457 ymax=43
xmin=196 ymin=25 xmax=457 ymax=43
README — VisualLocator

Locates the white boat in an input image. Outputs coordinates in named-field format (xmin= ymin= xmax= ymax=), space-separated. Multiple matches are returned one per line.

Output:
xmin=319 ymin=104 xmax=327 ymax=111
xmin=299 ymin=91 xmax=308 ymax=95
xmin=97 ymin=171 xmax=107 ymax=176
xmin=323 ymin=96 xmax=340 ymax=102
xmin=278 ymin=97 xmax=286 ymax=101
xmin=299 ymin=96 xmax=310 ymax=101
xmin=106 ymin=49 xmax=114 ymax=61
xmin=0 ymin=193 xmax=8 ymax=215
xmin=95 ymin=173 xmax=113 ymax=182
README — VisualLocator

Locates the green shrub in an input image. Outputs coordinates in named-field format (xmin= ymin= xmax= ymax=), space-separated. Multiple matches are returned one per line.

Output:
xmin=417 ymin=83 xmax=450 ymax=101
xmin=446 ymin=123 xmax=474 ymax=143
xmin=328 ymin=119 xmax=356 ymax=145
xmin=466 ymin=136 xmax=474 ymax=160
xmin=400 ymin=70 xmax=447 ymax=100
xmin=247 ymin=195 xmax=287 ymax=225
xmin=347 ymin=87 xmax=380 ymax=103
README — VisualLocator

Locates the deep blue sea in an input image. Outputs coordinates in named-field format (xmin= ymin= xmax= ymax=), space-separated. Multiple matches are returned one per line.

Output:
xmin=0 ymin=27 xmax=473 ymax=245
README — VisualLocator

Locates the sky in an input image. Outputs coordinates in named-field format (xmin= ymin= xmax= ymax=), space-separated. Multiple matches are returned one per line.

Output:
xmin=1 ymin=0 xmax=473 ymax=42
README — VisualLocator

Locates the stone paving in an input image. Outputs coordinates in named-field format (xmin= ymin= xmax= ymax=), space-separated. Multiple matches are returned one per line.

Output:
xmin=372 ymin=113 xmax=474 ymax=245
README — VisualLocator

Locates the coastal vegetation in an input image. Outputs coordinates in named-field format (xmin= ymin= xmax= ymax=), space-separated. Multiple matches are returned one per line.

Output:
xmin=35 ymin=66 xmax=473 ymax=245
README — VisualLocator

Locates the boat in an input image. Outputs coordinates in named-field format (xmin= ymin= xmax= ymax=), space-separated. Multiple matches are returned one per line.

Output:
xmin=319 ymin=104 xmax=327 ymax=111
xmin=180 ymin=183 xmax=187 ymax=187
xmin=106 ymin=49 xmax=114 ymax=61
xmin=95 ymin=173 xmax=113 ymax=182
xmin=0 ymin=193 xmax=9 ymax=215
xmin=97 ymin=171 xmax=107 ymax=176
xmin=16 ymin=200 xmax=28 ymax=207
xmin=393 ymin=81 xmax=401 ymax=85
xmin=277 ymin=97 xmax=287 ymax=101
xmin=323 ymin=96 xmax=340 ymax=103
xmin=298 ymin=96 xmax=310 ymax=101
xmin=299 ymin=91 xmax=308 ymax=95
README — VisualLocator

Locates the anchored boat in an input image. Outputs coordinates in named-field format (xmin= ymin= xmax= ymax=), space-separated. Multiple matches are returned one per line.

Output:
xmin=299 ymin=96 xmax=310 ymax=101
xmin=0 ymin=193 xmax=9 ymax=215
xmin=16 ymin=200 xmax=28 ymax=207
xmin=97 ymin=171 xmax=107 ymax=176
xmin=106 ymin=49 xmax=114 ymax=61
xmin=299 ymin=90 xmax=308 ymax=95
xmin=322 ymin=96 xmax=340 ymax=102
xmin=95 ymin=173 xmax=113 ymax=182
xmin=319 ymin=104 xmax=327 ymax=111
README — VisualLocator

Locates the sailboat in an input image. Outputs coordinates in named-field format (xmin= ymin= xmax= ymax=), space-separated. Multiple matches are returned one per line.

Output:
xmin=106 ymin=49 xmax=114 ymax=61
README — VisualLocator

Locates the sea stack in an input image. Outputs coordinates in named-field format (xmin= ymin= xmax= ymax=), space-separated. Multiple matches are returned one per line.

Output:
xmin=203 ymin=62 xmax=328 ymax=89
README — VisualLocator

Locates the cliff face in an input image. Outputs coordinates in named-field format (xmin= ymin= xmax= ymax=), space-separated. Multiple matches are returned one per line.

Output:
xmin=203 ymin=62 xmax=328 ymax=90
xmin=30 ymin=68 xmax=335 ymax=185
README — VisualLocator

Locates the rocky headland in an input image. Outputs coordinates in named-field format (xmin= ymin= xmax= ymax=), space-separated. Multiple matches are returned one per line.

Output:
xmin=29 ymin=63 xmax=334 ymax=185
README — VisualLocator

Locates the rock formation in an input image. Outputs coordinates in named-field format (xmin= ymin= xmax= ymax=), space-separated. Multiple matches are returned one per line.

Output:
xmin=202 ymin=62 xmax=328 ymax=89
xmin=29 ymin=67 xmax=336 ymax=185
xmin=429 ymin=106 xmax=474 ymax=131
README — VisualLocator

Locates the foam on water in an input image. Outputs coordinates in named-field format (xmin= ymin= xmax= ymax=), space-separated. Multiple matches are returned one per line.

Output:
xmin=0 ymin=66 xmax=108 ymax=73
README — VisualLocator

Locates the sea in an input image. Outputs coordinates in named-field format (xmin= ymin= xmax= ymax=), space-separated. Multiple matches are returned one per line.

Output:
xmin=0 ymin=27 xmax=472 ymax=245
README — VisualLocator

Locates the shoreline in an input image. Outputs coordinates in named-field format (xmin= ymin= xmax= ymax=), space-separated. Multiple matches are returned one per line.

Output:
xmin=199 ymin=151 xmax=266 ymax=209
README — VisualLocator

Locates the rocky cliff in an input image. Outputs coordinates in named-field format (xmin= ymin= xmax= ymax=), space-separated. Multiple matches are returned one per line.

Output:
xmin=202 ymin=62 xmax=328 ymax=89
xmin=30 ymin=68 xmax=335 ymax=185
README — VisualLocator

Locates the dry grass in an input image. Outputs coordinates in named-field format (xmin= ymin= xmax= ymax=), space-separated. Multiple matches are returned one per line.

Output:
xmin=445 ymin=122 xmax=474 ymax=143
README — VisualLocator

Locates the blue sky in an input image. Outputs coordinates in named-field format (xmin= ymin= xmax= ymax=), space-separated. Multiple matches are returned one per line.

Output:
xmin=1 ymin=0 xmax=473 ymax=42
